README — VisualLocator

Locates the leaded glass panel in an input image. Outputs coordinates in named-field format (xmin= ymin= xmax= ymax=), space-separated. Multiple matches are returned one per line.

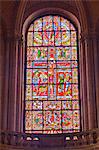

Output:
xmin=25 ymin=15 xmax=80 ymax=134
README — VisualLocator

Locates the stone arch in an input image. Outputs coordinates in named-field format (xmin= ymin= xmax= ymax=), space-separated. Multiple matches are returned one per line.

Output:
xmin=15 ymin=1 xmax=28 ymax=36
xmin=15 ymin=0 xmax=89 ymax=37
xmin=13 ymin=1 xmax=96 ymax=132
xmin=22 ymin=7 xmax=80 ymax=39
xmin=75 ymin=0 xmax=89 ymax=34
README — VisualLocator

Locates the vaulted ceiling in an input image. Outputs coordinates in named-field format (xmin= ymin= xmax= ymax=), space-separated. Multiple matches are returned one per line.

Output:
xmin=0 ymin=0 xmax=99 ymax=34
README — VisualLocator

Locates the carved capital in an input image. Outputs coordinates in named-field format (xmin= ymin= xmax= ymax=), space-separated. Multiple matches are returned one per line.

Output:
xmin=15 ymin=31 xmax=23 ymax=42
xmin=80 ymin=30 xmax=99 ymax=42
xmin=6 ymin=29 xmax=22 ymax=43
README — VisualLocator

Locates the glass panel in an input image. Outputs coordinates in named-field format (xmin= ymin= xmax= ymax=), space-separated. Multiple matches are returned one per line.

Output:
xmin=27 ymin=61 xmax=32 ymax=68
xmin=33 ymin=84 xmax=48 ymax=97
xmin=27 ymin=47 xmax=33 ymax=61
xmin=72 ymin=47 xmax=77 ymax=60
xmin=57 ymin=61 xmax=72 ymax=68
xmin=32 ymin=61 xmax=47 ymax=69
xmin=43 ymin=16 xmax=53 ymax=31
xmin=62 ymin=31 xmax=70 ymax=46
xmin=27 ymin=32 xmax=33 ymax=46
xmin=53 ymin=16 xmax=60 ymax=30
xmin=72 ymin=61 xmax=78 ymax=68
xmin=43 ymin=101 xmax=61 ymax=110
xmin=62 ymin=110 xmax=73 ymax=130
xmin=34 ymin=18 xmax=42 ymax=31
xmin=56 ymin=47 xmax=71 ymax=60
xmin=48 ymin=84 xmax=56 ymax=100
xmin=25 ymin=111 xmax=32 ymax=130
xmin=25 ymin=101 xmax=33 ymax=110
xmin=57 ymin=69 xmax=72 ymax=84
xmin=26 ymin=85 xmax=32 ymax=100
xmin=72 ymin=68 xmax=78 ymax=83
xmin=25 ymin=15 xmax=80 ymax=134
xmin=34 ymin=32 xmax=42 ymax=46
xmin=62 ymin=101 xmax=72 ymax=110
xmin=43 ymin=31 xmax=54 ymax=46
xmin=33 ymin=101 xmax=42 ymax=110
xmin=55 ymin=31 xmax=61 ymax=46
xmin=33 ymin=69 xmax=48 ymax=84
xmin=28 ymin=24 xmax=33 ymax=31
xmin=70 ymin=23 xmax=76 ymax=31
xmin=32 ymin=47 xmax=47 ymax=61
xmin=32 ymin=131 xmax=43 ymax=133
xmin=66 ymin=47 xmax=71 ymax=60
xmin=57 ymin=83 xmax=72 ymax=99
xmin=48 ymin=67 xmax=56 ymax=84
xmin=44 ymin=111 xmax=61 ymax=130
xmin=33 ymin=111 xmax=43 ymax=130
xmin=72 ymin=101 xmax=79 ymax=109
xmin=26 ymin=69 xmax=32 ymax=84
xmin=71 ymin=31 xmax=77 ymax=46
xmin=48 ymin=47 xmax=56 ymax=60
xmin=72 ymin=84 xmax=78 ymax=99
xmin=43 ymin=130 xmax=62 ymax=134
xmin=61 ymin=17 xmax=70 ymax=31
xmin=73 ymin=110 xmax=80 ymax=129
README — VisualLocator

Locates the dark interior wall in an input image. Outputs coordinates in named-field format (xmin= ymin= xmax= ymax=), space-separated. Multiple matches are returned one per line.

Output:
xmin=0 ymin=18 xmax=5 ymax=130
xmin=0 ymin=0 xmax=99 ymax=131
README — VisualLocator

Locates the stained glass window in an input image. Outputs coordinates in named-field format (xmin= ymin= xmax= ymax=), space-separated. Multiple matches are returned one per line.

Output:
xmin=24 ymin=15 xmax=80 ymax=134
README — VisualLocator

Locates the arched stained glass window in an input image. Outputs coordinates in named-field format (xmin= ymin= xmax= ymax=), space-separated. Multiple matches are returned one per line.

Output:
xmin=24 ymin=15 xmax=80 ymax=134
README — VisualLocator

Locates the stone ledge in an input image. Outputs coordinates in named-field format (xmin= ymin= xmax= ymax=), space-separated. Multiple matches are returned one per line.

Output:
xmin=0 ymin=143 xmax=99 ymax=150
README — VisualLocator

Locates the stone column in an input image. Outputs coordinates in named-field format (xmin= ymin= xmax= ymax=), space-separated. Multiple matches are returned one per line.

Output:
xmin=93 ymin=33 xmax=99 ymax=128
xmin=0 ymin=25 xmax=6 ymax=130
xmin=0 ymin=29 xmax=13 ymax=131
xmin=15 ymin=33 xmax=24 ymax=132
xmin=80 ymin=36 xmax=89 ymax=131
xmin=6 ymin=31 xmax=22 ymax=132
xmin=80 ymin=31 xmax=98 ymax=130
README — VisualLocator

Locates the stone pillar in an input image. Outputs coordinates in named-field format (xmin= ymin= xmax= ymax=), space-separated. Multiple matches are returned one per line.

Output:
xmin=0 ymin=29 xmax=13 ymax=131
xmin=80 ymin=31 xmax=98 ymax=130
xmin=80 ymin=37 xmax=89 ymax=131
xmin=15 ymin=33 xmax=24 ymax=132
xmin=6 ymin=30 xmax=22 ymax=132
xmin=0 ymin=24 xmax=6 ymax=130
xmin=93 ymin=33 xmax=99 ymax=128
